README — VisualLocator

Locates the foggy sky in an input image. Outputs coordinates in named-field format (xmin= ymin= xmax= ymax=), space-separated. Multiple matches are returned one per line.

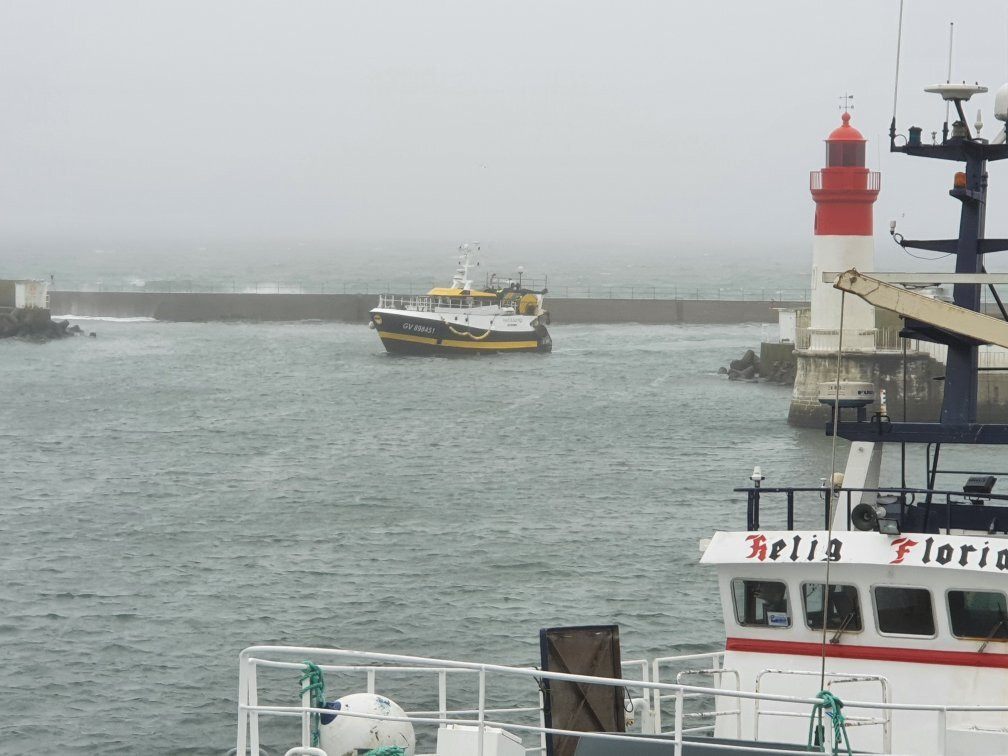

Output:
xmin=2 ymin=0 xmax=1008 ymax=256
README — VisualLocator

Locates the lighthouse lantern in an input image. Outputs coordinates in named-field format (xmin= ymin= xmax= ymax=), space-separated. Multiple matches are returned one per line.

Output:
xmin=807 ymin=111 xmax=880 ymax=352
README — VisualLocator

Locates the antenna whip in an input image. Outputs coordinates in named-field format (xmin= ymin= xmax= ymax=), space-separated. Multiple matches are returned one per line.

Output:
xmin=891 ymin=0 xmax=905 ymax=122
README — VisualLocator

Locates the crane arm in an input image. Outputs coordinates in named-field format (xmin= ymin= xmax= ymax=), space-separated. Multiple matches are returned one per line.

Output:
xmin=833 ymin=268 xmax=1008 ymax=349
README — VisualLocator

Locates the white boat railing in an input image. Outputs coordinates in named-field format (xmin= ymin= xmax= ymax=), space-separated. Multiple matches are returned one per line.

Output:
xmin=754 ymin=669 xmax=891 ymax=752
xmin=651 ymin=651 xmax=741 ymax=738
xmin=376 ymin=293 xmax=514 ymax=314
xmin=237 ymin=645 xmax=1008 ymax=756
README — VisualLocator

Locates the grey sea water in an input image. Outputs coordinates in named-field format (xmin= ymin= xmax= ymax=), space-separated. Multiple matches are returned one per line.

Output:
xmin=4 ymin=318 xmax=993 ymax=753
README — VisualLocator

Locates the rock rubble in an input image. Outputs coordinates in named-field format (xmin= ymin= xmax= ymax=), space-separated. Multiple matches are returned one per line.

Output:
xmin=0 ymin=308 xmax=92 ymax=342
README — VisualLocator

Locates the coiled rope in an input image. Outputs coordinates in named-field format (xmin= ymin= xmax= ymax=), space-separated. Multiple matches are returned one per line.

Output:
xmin=807 ymin=691 xmax=852 ymax=756
xmin=447 ymin=323 xmax=493 ymax=339
xmin=362 ymin=749 xmax=405 ymax=756
xmin=299 ymin=661 xmax=327 ymax=747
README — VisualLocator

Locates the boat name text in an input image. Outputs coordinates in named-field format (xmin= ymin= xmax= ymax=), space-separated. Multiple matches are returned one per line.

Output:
xmin=743 ymin=533 xmax=1008 ymax=570
xmin=745 ymin=534 xmax=842 ymax=563
xmin=889 ymin=536 xmax=1008 ymax=570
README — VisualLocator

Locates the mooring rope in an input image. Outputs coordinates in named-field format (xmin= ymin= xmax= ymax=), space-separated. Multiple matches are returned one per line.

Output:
xmin=299 ymin=661 xmax=327 ymax=747
xmin=807 ymin=691 xmax=853 ymax=756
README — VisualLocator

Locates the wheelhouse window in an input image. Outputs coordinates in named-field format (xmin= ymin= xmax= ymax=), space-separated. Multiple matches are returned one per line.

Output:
xmin=802 ymin=583 xmax=862 ymax=632
xmin=874 ymin=586 xmax=935 ymax=636
xmin=732 ymin=579 xmax=790 ymax=628
xmin=948 ymin=590 xmax=1008 ymax=640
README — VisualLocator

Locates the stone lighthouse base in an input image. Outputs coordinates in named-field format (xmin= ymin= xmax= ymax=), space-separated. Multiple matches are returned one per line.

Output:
xmin=788 ymin=349 xmax=943 ymax=427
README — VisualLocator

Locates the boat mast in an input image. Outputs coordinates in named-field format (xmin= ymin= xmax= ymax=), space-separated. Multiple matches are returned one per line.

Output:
xmin=836 ymin=84 xmax=1008 ymax=445
xmin=451 ymin=242 xmax=479 ymax=291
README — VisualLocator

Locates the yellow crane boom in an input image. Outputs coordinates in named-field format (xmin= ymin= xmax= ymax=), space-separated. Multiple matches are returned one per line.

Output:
xmin=832 ymin=268 xmax=1008 ymax=349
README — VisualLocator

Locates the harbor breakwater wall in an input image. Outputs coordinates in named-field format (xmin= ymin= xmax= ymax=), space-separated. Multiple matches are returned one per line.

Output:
xmin=50 ymin=291 xmax=803 ymax=324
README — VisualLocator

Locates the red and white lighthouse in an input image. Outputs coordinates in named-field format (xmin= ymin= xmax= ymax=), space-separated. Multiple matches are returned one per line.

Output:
xmin=807 ymin=111 xmax=880 ymax=351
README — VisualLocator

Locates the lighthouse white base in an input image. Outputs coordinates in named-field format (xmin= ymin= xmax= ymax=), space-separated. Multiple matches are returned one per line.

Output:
xmin=787 ymin=349 xmax=943 ymax=427
xmin=807 ymin=327 xmax=877 ymax=352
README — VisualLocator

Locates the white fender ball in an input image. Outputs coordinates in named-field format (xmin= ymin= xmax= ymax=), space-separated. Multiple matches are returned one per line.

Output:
xmin=318 ymin=692 xmax=415 ymax=756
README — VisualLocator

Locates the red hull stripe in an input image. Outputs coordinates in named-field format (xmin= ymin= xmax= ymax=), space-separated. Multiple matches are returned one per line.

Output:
xmin=725 ymin=637 xmax=1008 ymax=668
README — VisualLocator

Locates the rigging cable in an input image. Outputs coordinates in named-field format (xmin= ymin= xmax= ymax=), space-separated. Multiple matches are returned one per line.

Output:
xmin=811 ymin=290 xmax=854 ymax=755
xmin=821 ymin=289 xmax=846 ymax=693
xmin=890 ymin=0 xmax=904 ymax=124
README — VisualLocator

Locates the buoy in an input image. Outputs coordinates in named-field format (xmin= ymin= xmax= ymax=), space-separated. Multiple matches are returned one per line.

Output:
xmin=318 ymin=693 xmax=415 ymax=756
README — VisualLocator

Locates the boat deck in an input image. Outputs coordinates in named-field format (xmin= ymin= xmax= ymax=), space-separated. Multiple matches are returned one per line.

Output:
xmin=236 ymin=645 xmax=1008 ymax=755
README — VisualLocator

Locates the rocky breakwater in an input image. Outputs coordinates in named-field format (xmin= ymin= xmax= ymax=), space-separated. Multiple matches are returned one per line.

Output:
xmin=721 ymin=347 xmax=797 ymax=385
xmin=0 ymin=307 xmax=91 ymax=342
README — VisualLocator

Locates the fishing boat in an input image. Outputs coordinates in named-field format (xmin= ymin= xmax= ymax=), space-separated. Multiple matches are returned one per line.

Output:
xmin=236 ymin=84 xmax=1008 ymax=756
xmin=368 ymin=243 xmax=551 ymax=355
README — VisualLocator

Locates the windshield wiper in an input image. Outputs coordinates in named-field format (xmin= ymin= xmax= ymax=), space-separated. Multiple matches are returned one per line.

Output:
xmin=979 ymin=617 xmax=1008 ymax=653
xmin=829 ymin=612 xmax=857 ymax=644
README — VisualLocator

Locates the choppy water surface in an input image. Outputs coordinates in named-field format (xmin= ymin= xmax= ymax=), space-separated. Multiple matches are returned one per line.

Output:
xmin=0 ymin=321 xmax=894 ymax=752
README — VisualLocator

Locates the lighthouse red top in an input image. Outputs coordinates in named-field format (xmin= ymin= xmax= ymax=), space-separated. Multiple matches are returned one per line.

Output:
xmin=811 ymin=112 xmax=879 ymax=236
xmin=828 ymin=111 xmax=865 ymax=142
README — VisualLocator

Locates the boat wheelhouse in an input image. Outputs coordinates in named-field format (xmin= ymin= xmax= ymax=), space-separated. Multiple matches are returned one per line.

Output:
xmin=369 ymin=243 xmax=552 ymax=355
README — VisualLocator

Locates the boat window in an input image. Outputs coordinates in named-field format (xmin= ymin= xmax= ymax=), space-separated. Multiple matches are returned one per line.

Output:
xmin=731 ymin=579 xmax=791 ymax=628
xmin=948 ymin=590 xmax=1008 ymax=640
xmin=802 ymin=583 xmax=862 ymax=632
xmin=874 ymin=586 xmax=935 ymax=636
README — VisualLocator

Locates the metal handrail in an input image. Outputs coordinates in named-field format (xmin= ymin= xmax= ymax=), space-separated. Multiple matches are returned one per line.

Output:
xmin=735 ymin=484 xmax=1008 ymax=532
xmin=755 ymin=669 xmax=891 ymax=752
xmin=376 ymin=293 xmax=514 ymax=313
xmin=238 ymin=645 xmax=1008 ymax=756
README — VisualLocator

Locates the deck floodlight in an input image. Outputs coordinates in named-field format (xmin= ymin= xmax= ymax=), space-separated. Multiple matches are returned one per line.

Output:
xmin=851 ymin=495 xmax=901 ymax=535
xmin=877 ymin=519 xmax=901 ymax=536
xmin=964 ymin=476 xmax=996 ymax=495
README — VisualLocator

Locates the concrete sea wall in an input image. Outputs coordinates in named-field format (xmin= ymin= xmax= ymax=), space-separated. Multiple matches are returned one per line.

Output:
xmin=788 ymin=349 xmax=1008 ymax=427
xmin=49 ymin=291 xmax=803 ymax=324
xmin=788 ymin=350 xmax=944 ymax=427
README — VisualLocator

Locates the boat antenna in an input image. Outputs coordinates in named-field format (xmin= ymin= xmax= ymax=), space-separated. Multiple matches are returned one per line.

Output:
xmin=945 ymin=22 xmax=955 ymax=136
xmin=890 ymin=0 xmax=905 ymax=142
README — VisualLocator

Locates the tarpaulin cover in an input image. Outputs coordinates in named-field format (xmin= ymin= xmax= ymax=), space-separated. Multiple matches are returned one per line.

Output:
xmin=539 ymin=624 xmax=625 ymax=756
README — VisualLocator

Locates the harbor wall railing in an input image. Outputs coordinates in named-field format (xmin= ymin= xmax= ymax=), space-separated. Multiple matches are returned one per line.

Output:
xmin=48 ymin=291 xmax=807 ymax=324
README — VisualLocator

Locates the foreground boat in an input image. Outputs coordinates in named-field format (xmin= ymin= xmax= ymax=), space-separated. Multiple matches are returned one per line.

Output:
xmin=369 ymin=243 xmax=551 ymax=355
xmin=238 ymin=85 xmax=1008 ymax=756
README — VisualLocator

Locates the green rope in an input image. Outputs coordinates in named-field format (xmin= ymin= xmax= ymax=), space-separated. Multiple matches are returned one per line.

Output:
xmin=806 ymin=690 xmax=852 ymax=756
xmin=362 ymin=749 xmax=405 ymax=756
xmin=299 ymin=661 xmax=327 ymax=747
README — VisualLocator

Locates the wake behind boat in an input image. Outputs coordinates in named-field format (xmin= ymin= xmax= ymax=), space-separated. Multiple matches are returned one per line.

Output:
xmin=369 ymin=243 xmax=552 ymax=355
